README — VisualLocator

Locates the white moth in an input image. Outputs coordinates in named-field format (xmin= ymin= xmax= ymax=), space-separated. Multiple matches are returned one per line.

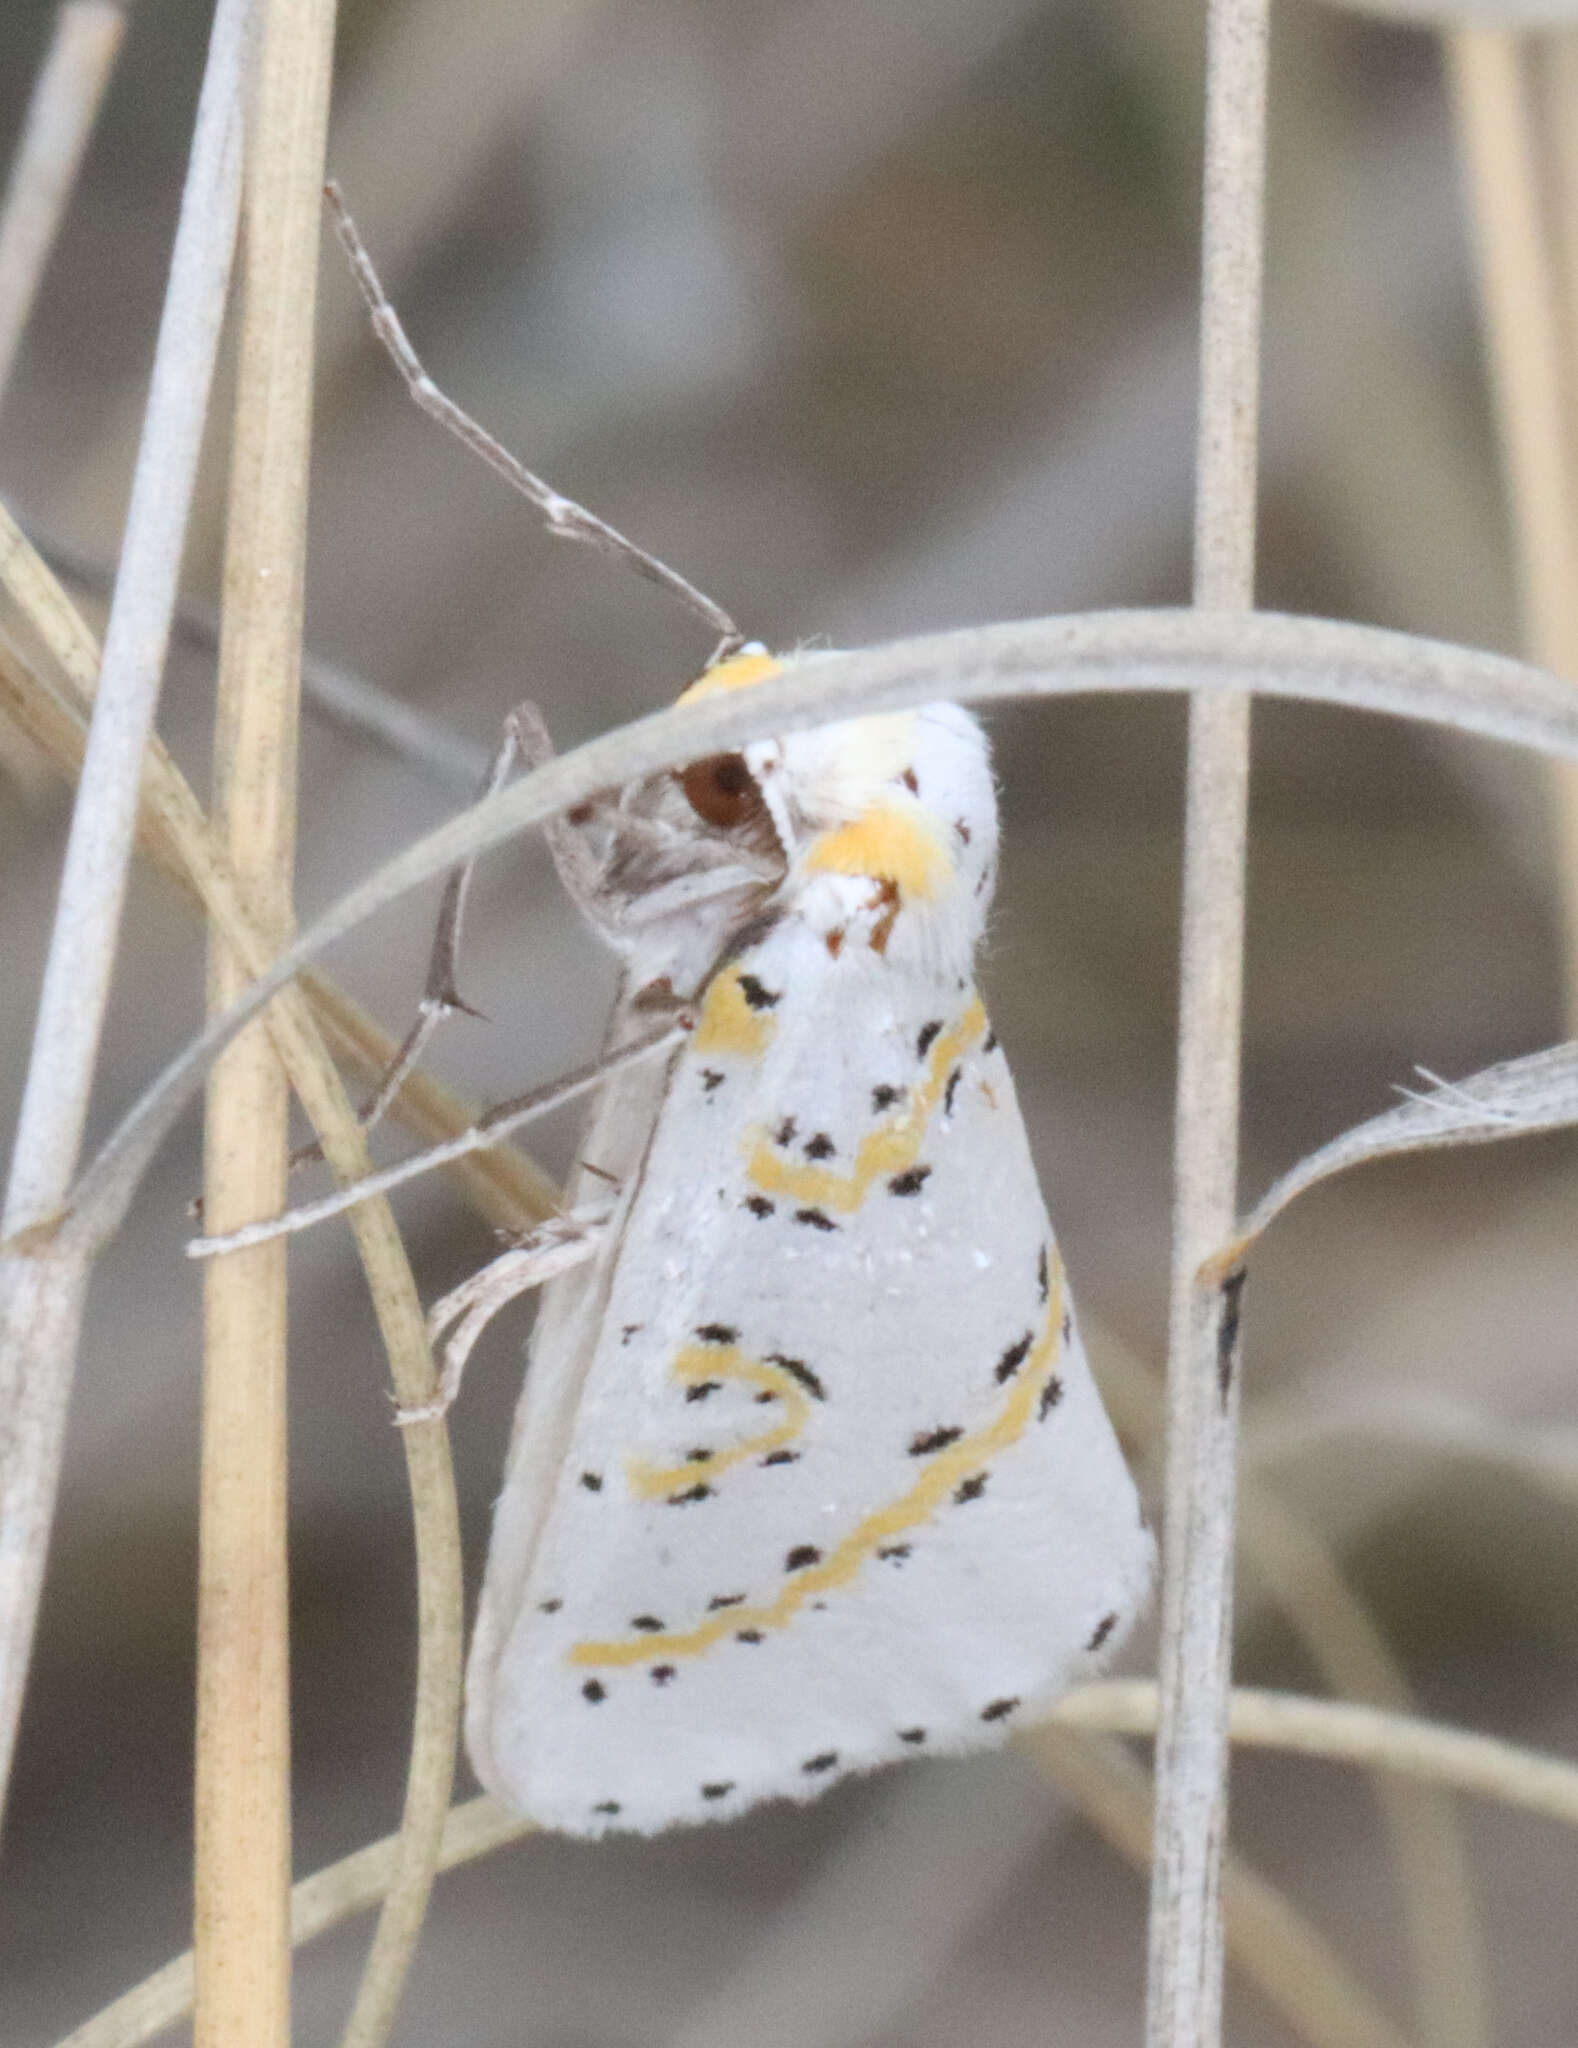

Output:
xmin=463 ymin=648 xmax=1154 ymax=1835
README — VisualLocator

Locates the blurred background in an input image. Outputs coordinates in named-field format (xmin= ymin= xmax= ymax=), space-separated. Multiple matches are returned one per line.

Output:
xmin=2 ymin=0 xmax=1577 ymax=2041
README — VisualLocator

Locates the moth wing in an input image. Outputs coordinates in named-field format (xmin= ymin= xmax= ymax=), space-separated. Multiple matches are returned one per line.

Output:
xmin=467 ymin=920 xmax=1153 ymax=1835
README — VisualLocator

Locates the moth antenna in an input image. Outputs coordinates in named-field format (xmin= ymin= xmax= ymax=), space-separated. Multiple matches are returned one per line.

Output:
xmin=324 ymin=180 xmax=744 ymax=654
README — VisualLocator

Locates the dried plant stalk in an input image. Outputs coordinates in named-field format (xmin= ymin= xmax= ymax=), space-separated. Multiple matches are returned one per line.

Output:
xmin=0 ymin=0 xmax=249 ymax=1829
xmin=47 ymin=605 xmax=1578 ymax=1267
xmin=0 ymin=1 xmax=126 ymax=415
xmin=1148 ymin=0 xmax=1268 ymax=2040
xmin=1445 ymin=28 xmax=1578 ymax=1028
xmin=0 ymin=504 xmax=559 ymax=1234
xmin=195 ymin=1 xmax=336 ymax=2038
xmin=1094 ymin=1330 xmax=1488 ymax=2048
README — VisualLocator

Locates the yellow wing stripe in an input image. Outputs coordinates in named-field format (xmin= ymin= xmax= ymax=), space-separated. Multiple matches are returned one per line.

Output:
xmin=693 ymin=967 xmax=776 ymax=1061
xmin=744 ymin=994 xmax=986 ymax=1213
xmin=624 ymin=1347 xmax=814 ymax=1499
xmin=569 ymin=1254 xmax=1064 ymax=1669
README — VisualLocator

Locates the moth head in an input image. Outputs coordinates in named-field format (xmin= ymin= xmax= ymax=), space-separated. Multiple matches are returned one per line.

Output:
xmin=675 ymin=651 xmax=999 ymax=969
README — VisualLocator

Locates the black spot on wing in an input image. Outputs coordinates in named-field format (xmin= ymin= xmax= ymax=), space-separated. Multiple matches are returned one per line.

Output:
xmin=736 ymin=1628 xmax=764 ymax=1644
xmin=898 ymin=1726 xmax=927 ymax=1744
xmin=980 ymin=1696 xmax=1020 ymax=1722
xmin=695 ymin=1322 xmax=737 ymax=1345
xmin=943 ymin=1067 xmax=962 ymax=1117
xmin=803 ymin=1132 xmax=836 ymax=1159
xmin=794 ymin=1206 xmax=838 ymax=1231
xmin=773 ymin=1115 xmax=797 ymax=1147
xmin=621 ymin=1324 xmax=642 ymax=1346
xmin=700 ymin=1068 xmax=726 ymax=1094
xmin=785 ymin=1544 xmax=821 ymax=1571
xmin=888 ymin=1166 xmax=931 ymax=1197
xmin=1038 ymin=1378 xmax=1064 ymax=1421
xmin=916 ymin=1020 xmax=943 ymax=1059
xmin=995 ymin=1332 xmax=1033 ymax=1383
xmin=650 ymin=1665 xmax=676 ymax=1685
xmin=593 ymin=1800 xmax=621 ymax=1815
xmin=685 ymin=1447 xmax=715 ymax=1463
xmin=685 ymin=1380 xmax=721 ymax=1403
xmin=701 ymin=1781 xmax=734 ymax=1801
xmin=707 ymin=1592 xmax=745 ymax=1610
xmin=580 ymin=1472 xmax=603 ymax=1492
xmin=1037 ymin=1246 xmax=1049 ymax=1302
xmin=983 ymin=1027 xmax=999 ymax=1053
xmin=538 ymin=1597 xmax=562 ymax=1614
xmin=954 ymin=1472 xmax=988 ymax=1504
xmin=582 ymin=1680 xmax=606 ymax=1704
xmin=878 ymin=1543 xmax=911 ymax=1562
xmin=909 ymin=1425 xmax=962 ymax=1456
xmin=744 ymin=1194 xmax=775 ymax=1218
xmin=1087 ymin=1611 xmax=1119 ymax=1652
xmin=871 ymin=1083 xmax=903 ymax=1113
xmin=768 ymin=1354 xmax=826 ymax=1400
xmin=802 ymin=1751 xmax=839 ymax=1774
xmin=737 ymin=974 xmax=780 ymax=1010
xmin=761 ymin=1449 xmax=798 ymax=1467
xmin=630 ymin=1615 xmax=664 ymax=1632
xmin=667 ymin=1483 xmax=714 ymax=1504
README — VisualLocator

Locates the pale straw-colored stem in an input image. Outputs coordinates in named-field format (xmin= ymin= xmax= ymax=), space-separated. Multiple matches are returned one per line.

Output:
xmin=59 ymin=1678 xmax=1578 ymax=2048
xmin=1148 ymin=0 xmax=1268 ymax=2041
xmin=0 ymin=0 xmax=250 ymax=1833
xmin=195 ymin=2 xmax=334 ymax=2043
xmin=1445 ymin=28 xmax=1578 ymax=1028
xmin=40 ymin=604 xmax=1578 ymax=1267
xmin=0 ymin=1 xmax=126 ymax=416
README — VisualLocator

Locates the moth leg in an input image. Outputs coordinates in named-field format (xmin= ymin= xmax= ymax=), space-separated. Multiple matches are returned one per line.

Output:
xmin=401 ymin=1201 xmax=611 ymax=1423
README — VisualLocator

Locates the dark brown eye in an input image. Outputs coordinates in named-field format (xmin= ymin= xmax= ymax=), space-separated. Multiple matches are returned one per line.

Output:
xmin=680 ymin=752 xmax=762 ymax=829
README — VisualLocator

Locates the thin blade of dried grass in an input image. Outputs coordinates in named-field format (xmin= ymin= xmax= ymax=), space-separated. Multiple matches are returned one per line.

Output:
xmin=44 ymin=606 xmax=1578 ymax=1267
xmin=0 ymin=0 xmax=250 ymax=1829
xmin=0 ymin=1 xmax=127 ymax=415
xmin=58 ymin=1676 xmax=1578 ymax=2048
xmin=1221 ymin=1041 xmax=1578 ymax=1262
xmin=0 ymin=501 xmax=558 ymax=1230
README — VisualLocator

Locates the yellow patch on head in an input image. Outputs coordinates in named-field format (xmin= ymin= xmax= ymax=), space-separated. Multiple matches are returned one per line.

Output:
xmin=804 ymin=805 xmax=950 ymax=899
xmin=693 ymin=966 xmax=777 ymax=1060
xmin=677 ymin=649 xmax=782 ymax=704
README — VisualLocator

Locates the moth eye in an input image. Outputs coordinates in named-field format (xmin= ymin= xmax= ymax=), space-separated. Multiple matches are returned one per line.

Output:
xmin=680 ymin=752 xmax=763 ymax=830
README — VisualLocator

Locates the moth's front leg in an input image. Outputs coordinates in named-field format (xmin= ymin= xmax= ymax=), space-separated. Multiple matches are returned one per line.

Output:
xmin=402 ymin=1199 xmax=613 ymax=1423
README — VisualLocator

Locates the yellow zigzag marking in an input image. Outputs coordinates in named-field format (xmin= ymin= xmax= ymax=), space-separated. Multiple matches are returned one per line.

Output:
xmin=744 ymin=994 xmax=987 ymax=1214
xmin=624 ymin=1347 xmax=814 ymax=1500
xmin=569 ymin=1255 xmax=1064 ymax=1669
xmin=804 ymin=806 xmax=949 ymax=898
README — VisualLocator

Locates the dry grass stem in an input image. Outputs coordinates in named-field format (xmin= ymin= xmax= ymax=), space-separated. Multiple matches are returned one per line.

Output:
xmin=0 ymin=1 xmax=126 ymax=416
xmin=47 ymin=606 xmax=1578 ymax=1269
xmin=195 ymin=0 xmax=337 ymax=2038
xmin=1445 ymin=27 xmax=1578 ymax=1026
xmin=1093 ymin=1330 xmax=1488 ymax=2048
xmin=1149 ymin=0 xmax=1268 ymax=2038
xmin=1040 ymin=1728 xmax=1413 ymax=2048
xmin=186 ymin=1019 xmax=687 ymax=1258
xmin=1223 ymin=1039 xmax=1578 ymax=1264
xmin=0 ymin=0 xmax=249 ymax=1828
xmin=68 ymin=1668 xmax=1578 ymax=2048
xmin=0 ymin=502 xmax=559 ymax=1234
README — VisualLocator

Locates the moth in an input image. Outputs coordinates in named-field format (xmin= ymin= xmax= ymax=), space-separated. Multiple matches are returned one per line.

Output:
xmin=459 ymin=648 xmax=1155 ymax=1835
xmin=316 ymin=188 xmax=1154 ymax=1836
